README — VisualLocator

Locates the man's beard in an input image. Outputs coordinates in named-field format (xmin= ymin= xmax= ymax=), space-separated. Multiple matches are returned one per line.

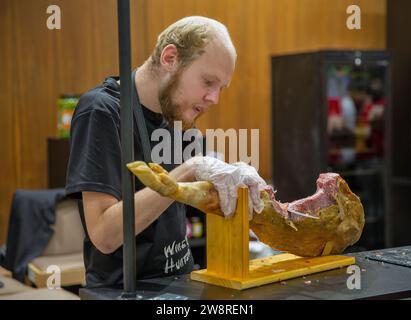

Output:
xmin=158 ymin=69 xmax=197 ymax=131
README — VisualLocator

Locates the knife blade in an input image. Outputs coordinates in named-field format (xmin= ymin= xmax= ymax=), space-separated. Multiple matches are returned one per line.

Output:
xmin=287 ymin=208 xmax=320 ymax=219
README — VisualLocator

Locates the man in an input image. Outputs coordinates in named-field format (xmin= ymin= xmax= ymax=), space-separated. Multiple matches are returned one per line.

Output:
xmin=66 ymin=16 xmax=265 ymax=288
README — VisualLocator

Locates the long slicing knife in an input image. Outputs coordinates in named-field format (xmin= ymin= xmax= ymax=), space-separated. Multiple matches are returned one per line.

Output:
xmin=287 ymin=208 xmax=320 ymax=219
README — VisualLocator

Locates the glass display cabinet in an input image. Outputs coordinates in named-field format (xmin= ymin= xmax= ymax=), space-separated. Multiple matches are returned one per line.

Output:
xmin=271 ymin=50 xmax=390 ymax=251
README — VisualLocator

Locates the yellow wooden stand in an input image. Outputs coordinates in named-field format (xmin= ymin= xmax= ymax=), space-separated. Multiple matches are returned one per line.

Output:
xmin=191 ymin=187 xmax=355 ymax=290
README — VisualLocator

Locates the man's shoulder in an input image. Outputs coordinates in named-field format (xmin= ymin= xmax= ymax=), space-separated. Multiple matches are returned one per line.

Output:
xmin=74 ymin=77 xmax=120 ymax=119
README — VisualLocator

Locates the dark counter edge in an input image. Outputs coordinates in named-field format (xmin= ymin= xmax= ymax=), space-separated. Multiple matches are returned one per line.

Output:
xmin=79 ymin=246 xmax=411 ymax=300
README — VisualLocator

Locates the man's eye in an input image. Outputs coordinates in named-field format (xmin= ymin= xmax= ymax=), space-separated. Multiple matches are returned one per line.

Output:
xmin=204 ymin=80 xmax=213 ymax=86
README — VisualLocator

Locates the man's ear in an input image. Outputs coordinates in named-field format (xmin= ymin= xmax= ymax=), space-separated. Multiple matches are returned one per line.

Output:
xmin=160 ymin=44 xmax=179 ymax=72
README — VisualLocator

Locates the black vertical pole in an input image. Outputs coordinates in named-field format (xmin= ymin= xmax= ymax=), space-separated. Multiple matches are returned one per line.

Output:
xmin=117 ymin=0 xmax=138 ymax=298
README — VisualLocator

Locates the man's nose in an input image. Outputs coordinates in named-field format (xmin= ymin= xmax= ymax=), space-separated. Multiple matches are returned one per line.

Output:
xmin=204 ymin=89 xmax=220 ymax=105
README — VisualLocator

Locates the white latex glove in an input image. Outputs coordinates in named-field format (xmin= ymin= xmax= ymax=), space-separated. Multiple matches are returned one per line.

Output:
xmin=187 ymin=156 xmax=266 ymax=219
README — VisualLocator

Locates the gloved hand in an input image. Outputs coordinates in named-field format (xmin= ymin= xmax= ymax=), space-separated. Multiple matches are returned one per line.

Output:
xmin=186 ymin=156 xmax=266 ymax=219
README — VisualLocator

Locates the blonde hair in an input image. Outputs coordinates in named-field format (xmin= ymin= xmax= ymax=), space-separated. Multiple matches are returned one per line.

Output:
xmin=149 ymin=16 xmax=236 ymax=70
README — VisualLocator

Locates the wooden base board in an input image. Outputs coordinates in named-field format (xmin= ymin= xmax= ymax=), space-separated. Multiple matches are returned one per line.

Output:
xmin=191 ymin=253 xmax=355 ymax=290
xmin=27 ymin=263 xmax=85 ymax=288
xmin=0 ymin=266 xmax=12 ymax=278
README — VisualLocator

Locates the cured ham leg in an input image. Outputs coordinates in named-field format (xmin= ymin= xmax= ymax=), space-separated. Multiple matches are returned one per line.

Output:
xmin=127 ymin=161 xmax=365 ymax=257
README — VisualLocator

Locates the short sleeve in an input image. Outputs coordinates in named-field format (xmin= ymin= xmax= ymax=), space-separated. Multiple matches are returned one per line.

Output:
xmin=65 ymin=107 xmax=122 ymax=200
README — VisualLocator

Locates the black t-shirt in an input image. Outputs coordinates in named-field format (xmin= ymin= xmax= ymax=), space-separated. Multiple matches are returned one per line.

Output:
xmin=65 ymin=75 xmax=193 ymax=288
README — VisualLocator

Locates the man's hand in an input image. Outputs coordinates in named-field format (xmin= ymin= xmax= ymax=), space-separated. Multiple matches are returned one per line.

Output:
xmin=186 ymin=156 xmax=266 ymax=219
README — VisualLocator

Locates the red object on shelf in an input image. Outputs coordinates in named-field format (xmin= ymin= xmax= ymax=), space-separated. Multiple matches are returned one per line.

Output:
xmin=328 ymin=97 xmax=342 ymax=116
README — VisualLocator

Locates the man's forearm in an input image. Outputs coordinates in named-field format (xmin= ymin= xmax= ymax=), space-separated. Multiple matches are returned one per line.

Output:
xmin=133 ymin=160 xmax=196 ymax=232
xmin=92 ymin=161 xmax=196 ymax=253
xmin=98 ymin=188 xmax=174 ymax=252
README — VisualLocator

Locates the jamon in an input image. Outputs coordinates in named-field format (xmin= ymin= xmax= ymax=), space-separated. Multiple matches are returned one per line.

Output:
xmin=127 ymin=161 xmax=365 ymax=257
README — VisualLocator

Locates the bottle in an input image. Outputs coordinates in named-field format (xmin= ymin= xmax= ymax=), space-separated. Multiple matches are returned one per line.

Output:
xmin=57 ymin=94 xmax=79 ymax=138
xmin=191 ymin=216 xmax=203 ymax=238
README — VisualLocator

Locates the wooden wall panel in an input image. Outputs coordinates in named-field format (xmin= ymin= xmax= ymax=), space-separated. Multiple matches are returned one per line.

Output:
xmin=133 ymin=0 xmax=386 ymax=179
xmin=0 ymin=0 xmax=386 ymax=243
xmin=12 ymin=0 xmax=57 ymax=190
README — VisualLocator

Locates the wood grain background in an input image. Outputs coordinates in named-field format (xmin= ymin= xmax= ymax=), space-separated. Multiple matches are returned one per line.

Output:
xmin=0 ymin=0 xmax=386 ymax=243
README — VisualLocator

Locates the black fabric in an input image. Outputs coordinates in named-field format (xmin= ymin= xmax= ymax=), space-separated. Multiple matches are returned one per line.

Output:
xmin=65 ymin=73 xmax=194 ymax=288
xmin=2 ymin=189 xmax=66 ymax=282
xmin=131 ymin=71 xmax=152 ymax=163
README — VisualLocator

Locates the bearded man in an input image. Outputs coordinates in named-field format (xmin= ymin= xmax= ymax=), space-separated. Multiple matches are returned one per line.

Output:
xmin=66 ymin=16 xmax=266 ymax=288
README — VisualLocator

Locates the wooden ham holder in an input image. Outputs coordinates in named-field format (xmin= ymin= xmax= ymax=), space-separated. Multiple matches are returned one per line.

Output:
xmin=191 ymin=187 xmax=355 ymax=290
